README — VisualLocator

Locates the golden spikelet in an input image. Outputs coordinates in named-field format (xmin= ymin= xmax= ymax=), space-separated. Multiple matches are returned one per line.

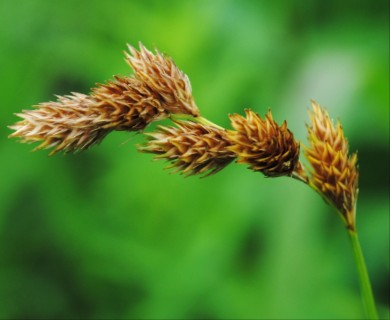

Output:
xmin=125 ymin=43 xmax=199 ymax=117
xmin=304 ymin=100 xmax=359 ymax=230
xmin=139 ymin=121 xmax=235 ymax=176
xmin=227 ymin=109 xmax=300 ymax=177
xmin=9 ymin=43 xmax=200 ymax=154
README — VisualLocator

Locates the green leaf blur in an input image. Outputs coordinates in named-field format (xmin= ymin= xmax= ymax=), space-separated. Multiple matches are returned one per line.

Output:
xmin=1 ymin=0 xmax=388 ymax=319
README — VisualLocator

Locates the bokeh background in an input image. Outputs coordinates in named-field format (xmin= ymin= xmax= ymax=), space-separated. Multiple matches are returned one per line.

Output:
xmin=1 ymin=0 xmax=389 ymax=319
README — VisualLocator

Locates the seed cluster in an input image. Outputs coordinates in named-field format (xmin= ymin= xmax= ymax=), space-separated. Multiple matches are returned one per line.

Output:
xmin=227 ymin=109 xmax=300 ymax=177
xmin=9 ymin=44 xmax=199 ymax=154
xmin=305 ymin=101 xmax=359 ymax=229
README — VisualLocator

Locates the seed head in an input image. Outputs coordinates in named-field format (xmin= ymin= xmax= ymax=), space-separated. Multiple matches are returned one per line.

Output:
xmin=227 ymin=109 xmax=300 ymax=177
xmin=139 ymin=121 xmax=235 ymax=177
xmin=125 ymin=43 xmax=200 ymax=117
xmin=304 ymin=100 xmax=359 ymax=230
xmin=9 ymin=93 xmax=110 ymax=155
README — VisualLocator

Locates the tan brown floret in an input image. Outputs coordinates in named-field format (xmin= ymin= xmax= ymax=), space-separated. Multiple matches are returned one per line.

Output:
xmin=227 ymin=109 xmax=300 ymax=177
xmin=125 ymin=43 xmax=199 ymax=117
xmin=9 ymin=93 xmax=109 ymax=155
xmin=139 ymin=121 xmax=235 ymax=176
xmin=304 ymin=100 xmax=359 ymax=229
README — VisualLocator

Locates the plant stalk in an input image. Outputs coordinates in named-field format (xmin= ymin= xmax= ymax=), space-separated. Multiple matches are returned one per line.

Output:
xmin=170 ymin=114 xmax=225 ymax=130
xmin=348 ymin=229 xmax=378 ymax=319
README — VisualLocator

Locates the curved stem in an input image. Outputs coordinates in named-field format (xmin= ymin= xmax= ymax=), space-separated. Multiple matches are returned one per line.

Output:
xmin=348 ymin=230 xmax=378 ymax=319
xmin=291 ymin=161 xmax=309 ymax=184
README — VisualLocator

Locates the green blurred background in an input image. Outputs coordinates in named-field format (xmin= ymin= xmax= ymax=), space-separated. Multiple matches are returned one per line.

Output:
xmin=1 ymin=0 xmax=389 ymax=319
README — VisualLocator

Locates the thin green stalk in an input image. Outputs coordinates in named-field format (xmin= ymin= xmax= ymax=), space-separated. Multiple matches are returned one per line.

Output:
xmin=348 ymin=229 xmax=378 ymax=319
xmin=170 ymin=114 xmax=225 ymax=130
xmin=304 ymin=179 xmax=378 ymax=318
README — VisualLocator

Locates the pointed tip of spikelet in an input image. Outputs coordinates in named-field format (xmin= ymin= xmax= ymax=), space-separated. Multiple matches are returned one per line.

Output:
xmin=123 ymin=43 xmax=200 ymax=117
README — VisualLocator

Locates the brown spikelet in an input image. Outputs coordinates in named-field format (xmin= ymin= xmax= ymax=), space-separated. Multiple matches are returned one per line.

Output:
xmin=304 ymin=100 xmax=359 ymax=230
xmin=227 ymin=109 xmax=300 ymax=177
xmin=139 ymin=121 xmax=235 ymax=176
xmin=125 ymin=43 xmax=199 ymax=117
xmin=9 ymin=93 xmax=110 ymax=155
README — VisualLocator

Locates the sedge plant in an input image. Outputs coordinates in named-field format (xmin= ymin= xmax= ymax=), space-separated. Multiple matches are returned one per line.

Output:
xmin=9 ymin=43 xmax=378 ymax=319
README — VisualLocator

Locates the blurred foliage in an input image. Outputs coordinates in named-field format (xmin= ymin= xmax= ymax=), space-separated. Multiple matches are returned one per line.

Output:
xmin=0 ymin=0 xmax=389 ymax=319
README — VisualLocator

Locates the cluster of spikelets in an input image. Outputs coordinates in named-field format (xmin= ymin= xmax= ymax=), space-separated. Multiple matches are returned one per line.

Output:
xmin=10 ymin=44 xmax=199 ymax=155
xmin=9 ymin=43 xmax=359 ymax=230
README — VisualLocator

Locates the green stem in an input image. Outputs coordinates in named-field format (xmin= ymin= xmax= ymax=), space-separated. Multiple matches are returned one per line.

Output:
xmin=348 ymin=229 xmax=378 ymax=319
xmin=170 ymin=114 xmax=225 ymax=130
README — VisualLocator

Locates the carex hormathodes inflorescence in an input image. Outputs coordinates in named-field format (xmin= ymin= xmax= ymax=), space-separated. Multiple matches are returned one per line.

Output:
xmin=9 ymin=43 xmax=359 ymax=228
xmin=9 ymin=43 xmax=375 ymax=319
